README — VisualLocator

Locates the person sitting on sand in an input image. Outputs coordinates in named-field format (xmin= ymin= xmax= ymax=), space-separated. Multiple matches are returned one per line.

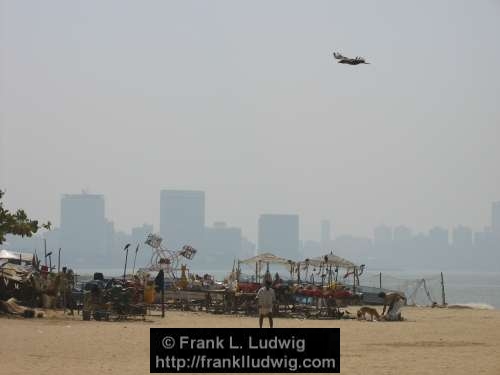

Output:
xmin=379 ymin=292 xmax=406 ymax=321
xmin=256 ymin=280 xmax=276 ymax=328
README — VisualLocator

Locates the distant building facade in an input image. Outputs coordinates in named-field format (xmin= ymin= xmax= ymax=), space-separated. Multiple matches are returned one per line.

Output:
xmin=428 ymin=226 xmax=449 ymax=249
xmin=258 ymin=214 xmax=299 ymax=260
xmin=160 ymin=190 xmax=205 ymax=251
xmin=393 ymin=225 xmax=412 ymax=243
xmin=452 ymin=225 xmax=473 ymax=249
xmin=241 ymin=237 xmax=256 ymax=259
xmin=131 ymin=223 xmax=154 ymax=246
xmin=492 ymin=202 xmax=500 ymax=234
xmin=4 ymin=234 xmax=43 ymax=253
xmin=200 ymin=221 xmax=242 ymax=269
xmin=320 ymin=220 xmax=333 ymax=251
xmin=60 ymin=193 xmax=108 ymax=266
xmin=131 ymin=223 xmax=154 ymax=267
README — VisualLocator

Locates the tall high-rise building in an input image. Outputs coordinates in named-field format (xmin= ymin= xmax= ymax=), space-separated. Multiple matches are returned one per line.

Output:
xmin=60 ymin=193 xmax=108 ymax=266
xmin=258 ymin=214 xmax=299 ymax=260
xmin=320 ymin=220 xmax=331 ymax=250
xmin=201 ymin=221 xmax=242 ymax=269
xmin=160 ymin=190 xmax=205 ymax=251
xmin=492 ymin=202 xmax=500 ymax=234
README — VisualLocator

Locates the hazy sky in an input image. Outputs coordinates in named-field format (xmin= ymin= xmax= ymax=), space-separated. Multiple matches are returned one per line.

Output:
xmin=1 ymin=1 xmax=499 ymax=242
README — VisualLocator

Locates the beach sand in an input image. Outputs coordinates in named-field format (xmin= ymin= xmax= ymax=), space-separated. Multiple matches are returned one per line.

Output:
xmin=1 ymin=307 xmax=499 ymax=375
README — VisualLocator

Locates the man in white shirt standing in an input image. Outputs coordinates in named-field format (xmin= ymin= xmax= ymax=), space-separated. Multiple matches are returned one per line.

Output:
xmin=256 ymin=280 xmax=276 ymax=328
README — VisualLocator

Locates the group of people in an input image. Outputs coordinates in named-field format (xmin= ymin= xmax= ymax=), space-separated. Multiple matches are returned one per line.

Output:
xmin=255 ymin=280 xmax=407 ymax=328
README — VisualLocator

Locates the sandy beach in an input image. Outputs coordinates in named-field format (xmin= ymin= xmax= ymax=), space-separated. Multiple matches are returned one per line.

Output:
xmin=1 ymin=307 xmax=500 ymax=375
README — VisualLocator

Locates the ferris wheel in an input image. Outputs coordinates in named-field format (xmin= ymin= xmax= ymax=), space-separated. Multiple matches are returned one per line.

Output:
xmin=141 ymin=233 xmax=197 ymax=278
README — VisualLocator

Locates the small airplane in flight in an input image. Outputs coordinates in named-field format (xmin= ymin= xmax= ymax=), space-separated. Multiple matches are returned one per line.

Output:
xmin=333 ymin=52 xmax=370 ymax=65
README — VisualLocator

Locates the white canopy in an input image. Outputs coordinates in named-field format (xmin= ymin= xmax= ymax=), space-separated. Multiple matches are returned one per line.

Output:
xmin=239 ymin=252 xmax=295 ymax=266
xmin=0 ymin=249 xmax=34 ymax=262
xmin=301 ymin=253 xmax=357 ymax=269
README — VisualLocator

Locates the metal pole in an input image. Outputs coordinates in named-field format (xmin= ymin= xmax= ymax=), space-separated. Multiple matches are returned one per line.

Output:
xmin=379 ymin=272 xmax=382 ymax=289
xmin=353 ymin=268 xmax=357 ymax=294
xmin=58 ymin=248 xmax=61 ymax=273
xmin=161 ymin=279 xmax=165 ymax=318
xmin=123 ymin=243 xmax=130 ymax=281
xmin=156 ymin=269 xmax=165 ymax=318
xmin=123 ymin=250 xmax=129 ymax=281
xmin=47 ymin=252 xmax=53 ymax=271
xmin=132 ymin=244 xmax=139 ymax=275
xmin=44 ymin=239 xmax=47 ymax=267
xmin=440 ymin=272 xmax=446 ymax=306
xmin=62 ymin=272 xmax=66 ymax=314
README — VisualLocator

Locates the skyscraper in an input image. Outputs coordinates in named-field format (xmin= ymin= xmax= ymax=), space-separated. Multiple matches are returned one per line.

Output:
xmin=320 ymin=220 xmax=332 ymax=250
xmin=258 ymin=214 xmax=300 ymax=260
xmin=492 ymin=201 xmax=500 ymax=234
xmin=202 ymin=221 xmax=242 ymax=269
xmin=159 ymin=190 xmax=205 ymax=251
xmin=60 ymin=193 xmax=108 ymax=266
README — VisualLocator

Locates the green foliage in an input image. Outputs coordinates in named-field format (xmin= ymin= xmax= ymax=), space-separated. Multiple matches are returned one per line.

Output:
xmin=0 ymin=190 xmax=51 ymax=244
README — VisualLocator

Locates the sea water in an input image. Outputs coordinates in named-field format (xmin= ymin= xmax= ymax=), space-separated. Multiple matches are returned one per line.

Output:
xmin=359 ymin=270 xmax=500 ymax=309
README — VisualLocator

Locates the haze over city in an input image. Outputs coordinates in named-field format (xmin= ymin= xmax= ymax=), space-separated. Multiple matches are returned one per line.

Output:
xmin=1 ymin=1 xmax=499 ymax=253
xmin=3 ymin=4 xmax=500 ymax=375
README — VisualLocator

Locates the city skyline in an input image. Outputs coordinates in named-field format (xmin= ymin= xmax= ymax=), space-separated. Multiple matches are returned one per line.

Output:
xmin=2 ymin=189 xmax=499 ymax=246
xmin=4 ymin=190 xmax=500 ymax=243
xmin=2 ymin=2 xmax=500 ymax=245
xmin=4 ymin=191 xmax=498 ymax=269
